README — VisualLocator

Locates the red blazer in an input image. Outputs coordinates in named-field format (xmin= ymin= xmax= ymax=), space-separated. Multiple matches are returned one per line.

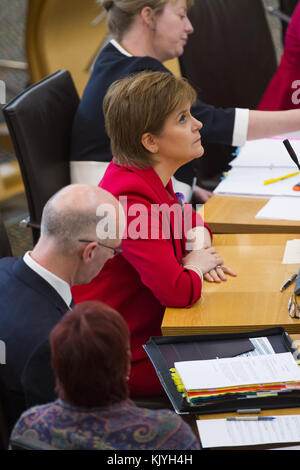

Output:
xmin=72 ymin=161 xmax=211 ymax=365
xmin=258 ymin=2 xmax=300 ymax=111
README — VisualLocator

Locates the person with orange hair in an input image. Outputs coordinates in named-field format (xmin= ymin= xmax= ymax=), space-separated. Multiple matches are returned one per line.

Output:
xmin=11 ymin=302 xmax=200 ymax=450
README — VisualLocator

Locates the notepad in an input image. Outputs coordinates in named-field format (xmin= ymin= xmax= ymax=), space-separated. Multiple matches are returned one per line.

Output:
xmin=197 ymin=415 xmax=300 ymax=448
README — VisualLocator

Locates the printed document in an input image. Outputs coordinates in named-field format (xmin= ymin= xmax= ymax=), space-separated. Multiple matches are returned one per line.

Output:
xmin=197 ymin=415 xmax=300 ymax=448
xmin=174 ymin=352 xmax=300 ymax=391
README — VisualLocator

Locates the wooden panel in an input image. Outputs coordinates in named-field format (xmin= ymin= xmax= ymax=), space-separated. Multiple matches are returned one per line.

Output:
xmin=203 ymin=195 xmax=300 ymax=234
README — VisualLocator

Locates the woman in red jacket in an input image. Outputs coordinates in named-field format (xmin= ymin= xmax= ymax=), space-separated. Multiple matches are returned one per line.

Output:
xmin=258 ymin=2 xmax=300 ymax=111
xmin=72 ymin=71 xmax=236 ymax=396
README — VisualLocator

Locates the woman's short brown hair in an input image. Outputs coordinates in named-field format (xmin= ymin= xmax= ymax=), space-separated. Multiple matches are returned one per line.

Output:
xmin=103 ymin=70 xmax=197 ymax=168
xmin=99 ymin=0 xmax=194 ymax=41
xmin=50 ymin=301 xmax=130 ymax=408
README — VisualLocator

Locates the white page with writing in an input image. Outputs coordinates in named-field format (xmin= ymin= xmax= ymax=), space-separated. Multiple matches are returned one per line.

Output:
xmin=197 ymin=415 xmax=300 ymax=448
xmin=174 ymin=352 xmax=300 ymax=391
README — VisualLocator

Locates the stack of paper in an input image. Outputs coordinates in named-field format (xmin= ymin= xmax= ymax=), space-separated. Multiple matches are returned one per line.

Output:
xmin=214 ymin=137 xmax=300 ymax=198
xmin=172 ymin=353 xmax=300 ymax=406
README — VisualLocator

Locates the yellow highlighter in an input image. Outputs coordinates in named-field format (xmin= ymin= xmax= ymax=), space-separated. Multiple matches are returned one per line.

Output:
xmin=263 ymin=171 xmax=300 ymax=185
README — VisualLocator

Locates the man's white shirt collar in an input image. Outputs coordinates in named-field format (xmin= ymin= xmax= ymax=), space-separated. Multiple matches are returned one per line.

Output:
xmin=23 ymin=251 xmax=72 ymax=308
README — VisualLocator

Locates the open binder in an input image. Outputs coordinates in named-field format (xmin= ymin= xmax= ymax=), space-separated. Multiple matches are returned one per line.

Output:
xmin=143 ymin=327 xmax=300 ymax=414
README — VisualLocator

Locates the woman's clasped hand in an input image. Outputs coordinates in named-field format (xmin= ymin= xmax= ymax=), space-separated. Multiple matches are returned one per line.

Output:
xmin=182 ymin=246 xmax=237 ymax=283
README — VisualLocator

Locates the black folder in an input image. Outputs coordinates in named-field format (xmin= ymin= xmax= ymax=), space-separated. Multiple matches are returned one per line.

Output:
xmin=143 ymin=327 xmax=300 ymax=414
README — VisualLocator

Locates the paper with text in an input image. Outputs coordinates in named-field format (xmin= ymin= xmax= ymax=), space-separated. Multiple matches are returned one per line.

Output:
xmin=174 ymin=352 xmax=300 ymax=391
xmin=197 ymin=415 xmax=300 ymax=448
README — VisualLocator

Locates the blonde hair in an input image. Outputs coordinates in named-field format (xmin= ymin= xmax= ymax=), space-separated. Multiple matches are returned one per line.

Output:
xmin=99 ymin=0 xmax=194 ymax=41
xmin=103 ymin=70 xmax=197 ymax=168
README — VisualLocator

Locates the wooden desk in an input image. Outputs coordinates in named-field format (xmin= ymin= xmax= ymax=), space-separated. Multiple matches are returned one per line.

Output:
xmin=162 ymin=233 xmax=300 ymax=336
xmin=203 ymin=195 xmax=300 ymax=233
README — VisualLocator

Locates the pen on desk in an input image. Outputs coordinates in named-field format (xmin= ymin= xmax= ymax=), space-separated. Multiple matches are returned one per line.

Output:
xmin=280 ymin=273 xmax=297 ymax=292
xmin=263 ymin=171 xmax=300 ymax=185
xmin=293 ymin=182 xmax=300 ymax=191
xmin=226 ymin=417 xmax=275 ymax=422
xmin=283 ymin=139 xmax=300 ymax=171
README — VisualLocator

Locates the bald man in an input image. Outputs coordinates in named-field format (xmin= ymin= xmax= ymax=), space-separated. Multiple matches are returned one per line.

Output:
xmin=0 ymin=184 xmax=125 ymax=434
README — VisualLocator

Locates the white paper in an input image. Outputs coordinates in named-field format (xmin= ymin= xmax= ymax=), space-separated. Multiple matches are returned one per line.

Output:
xmin=282 ymin=239 xmax=300 ymax=264
xmin=231 ymin=138 xmax=300 ymax=168
xmin=239 ymin=337 xmax=275 ymax=357
xmin=174 ymin=352 xmax=300 ymax=391
xmin=214 ymin=167 xmax=300 ymax=197
xmin=197 ymin=415 xmax=300 ymax=448
xmin=255 ymin=197 xmax=300 ymax=221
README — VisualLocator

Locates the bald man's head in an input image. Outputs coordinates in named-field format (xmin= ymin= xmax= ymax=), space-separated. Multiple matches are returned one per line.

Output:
xmin=40 ymin=184 xmax=125 ymax=254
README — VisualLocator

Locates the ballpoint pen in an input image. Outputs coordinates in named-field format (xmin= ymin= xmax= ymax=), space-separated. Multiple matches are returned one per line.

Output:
xmin=283 ymin=139 xmax=300 ymax=171
xmin=280 ymin=273 xmax=297 ymax=292
xmin=226 ymin=417 xmax=275 ymax=421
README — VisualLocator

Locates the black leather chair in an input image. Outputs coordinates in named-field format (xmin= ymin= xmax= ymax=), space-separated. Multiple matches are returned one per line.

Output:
xmin=0 ymin=216 xmax=12 ymax=258
xmin=179 ymin=0 xmax=278 ymax=187
xmin=2 ymin=70 xmax=79 ymax=244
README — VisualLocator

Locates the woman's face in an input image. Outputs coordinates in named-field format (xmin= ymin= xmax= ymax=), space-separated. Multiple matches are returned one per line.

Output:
xmin=151 ymin=0 xmax=193 ymax=62
xmin=151 ymin=103 xmax=204 ymax=166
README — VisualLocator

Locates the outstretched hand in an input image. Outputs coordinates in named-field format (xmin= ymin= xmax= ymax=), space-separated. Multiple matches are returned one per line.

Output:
xmin=204 ymin=265 xmax=237 ymax=283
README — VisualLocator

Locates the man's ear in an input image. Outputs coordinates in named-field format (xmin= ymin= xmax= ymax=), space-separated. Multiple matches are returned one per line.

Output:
xmin=81 ymin=242 xmax=97 ymax=263
xmin=141 ymin=132 xmax=158 ymax=154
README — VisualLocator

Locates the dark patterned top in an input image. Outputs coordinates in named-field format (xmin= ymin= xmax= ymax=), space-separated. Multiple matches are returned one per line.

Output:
xmin=11 ymin=399 xmax=200 ymax=450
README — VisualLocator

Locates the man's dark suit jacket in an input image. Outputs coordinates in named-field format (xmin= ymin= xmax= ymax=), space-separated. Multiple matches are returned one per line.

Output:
xmin=0 ymin=257 xmax=69 ymax=432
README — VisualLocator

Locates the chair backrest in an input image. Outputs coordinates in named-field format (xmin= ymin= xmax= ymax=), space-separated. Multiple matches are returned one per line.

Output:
xmin=2 ymin=70 xmax=79 ymax=244
xmin=0 ymin=216 xmax=12 ymax=258
xmin=180 ymin=0 xmax=277 ymax=109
